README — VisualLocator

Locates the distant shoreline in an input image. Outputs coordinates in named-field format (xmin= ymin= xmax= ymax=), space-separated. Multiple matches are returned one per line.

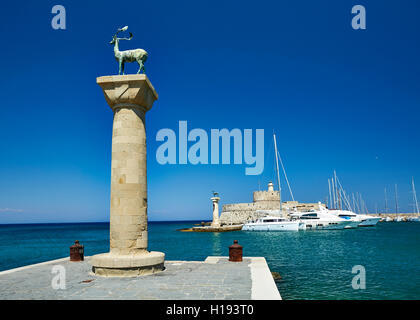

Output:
xmin=3 ymin=214 xmax=419 ymax=226
xmin=0 ymin=220 xmax=212 ymax=226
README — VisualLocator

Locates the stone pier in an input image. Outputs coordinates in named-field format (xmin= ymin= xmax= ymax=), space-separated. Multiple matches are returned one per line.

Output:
xmin=211 ymin=196 xmax=221 ymax=227
xmin=91 ymin=74 xmax=164 ymax=276
xmin=0 ymin=256 xmax=281 ymax=300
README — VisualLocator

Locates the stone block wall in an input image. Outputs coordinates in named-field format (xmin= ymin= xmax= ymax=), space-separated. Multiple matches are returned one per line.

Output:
xmin=253 ymin=190 xmax=280 ymax=202
xmin=220 ymin=210 xmax=267 ymax=225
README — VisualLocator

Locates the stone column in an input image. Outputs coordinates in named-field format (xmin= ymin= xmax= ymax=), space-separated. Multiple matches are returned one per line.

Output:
xmin=91 ymin=74 xmax=164 ymax=277
xmin=211 ymin=197 xmax=221 ymax=227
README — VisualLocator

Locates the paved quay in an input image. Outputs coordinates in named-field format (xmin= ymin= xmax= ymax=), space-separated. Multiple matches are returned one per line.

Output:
xmin=0 ymin=256 xmax=281 ymax=300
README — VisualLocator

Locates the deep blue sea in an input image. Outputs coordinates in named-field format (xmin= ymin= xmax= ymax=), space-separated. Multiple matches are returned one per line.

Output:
xmin=0 ymin=221 xmax=419 ymax=300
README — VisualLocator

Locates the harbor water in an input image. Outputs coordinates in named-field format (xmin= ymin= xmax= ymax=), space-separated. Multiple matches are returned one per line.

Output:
xmin=0 ymin=221 xmax=419 ymax=299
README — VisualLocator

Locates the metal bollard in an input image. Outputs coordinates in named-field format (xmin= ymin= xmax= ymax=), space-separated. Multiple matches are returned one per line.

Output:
xmin=229 ymin=240 xmax=243 ymax=262
xmin=70 ymin=240 xmax=84 ymax=261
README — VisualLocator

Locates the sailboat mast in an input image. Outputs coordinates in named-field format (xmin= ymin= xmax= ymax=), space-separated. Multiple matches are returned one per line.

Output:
xmin=334 ymin=171 xmax=341 ymax=210
xmin=358 ymin=193 xmax=363 ymax=214
xmin=384 ymin=188 xmax=388 ymax=213
xmin=335 ymin=175 xmax=352 ymax=211
xmin=352 ymin=193 xmax=356 ymax=213
xmin=395 ymin=184 xmax=399 ymax=214
xmin=277 ymin=150 xmax=295 ymax=201
xmin=273 ymin=134 xmax=282 ymax=213
xmin=328 ymin=179 xmax=332 ymax=209
xmin=412 ymin=177 xmax=419 ymax=214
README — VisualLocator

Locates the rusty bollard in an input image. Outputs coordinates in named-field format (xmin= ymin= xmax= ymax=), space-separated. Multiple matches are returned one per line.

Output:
xmin=229 ymin=240 xmax=243 ymax=262
xmin=70 ymin=240 xmax=84 ymax=262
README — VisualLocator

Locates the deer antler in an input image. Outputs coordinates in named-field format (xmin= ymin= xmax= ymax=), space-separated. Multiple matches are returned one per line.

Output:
xmin=113 ymin=26 xmax=129 ymax=37
xmin=119 ymin=32 xmax=133 ymax=41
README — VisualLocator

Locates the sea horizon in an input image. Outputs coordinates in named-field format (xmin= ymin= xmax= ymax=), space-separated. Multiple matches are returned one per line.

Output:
xmin=0 ymin=213 xmax=412 ymax=226
xmin=0 ymin=220 xmax=212 ymax=226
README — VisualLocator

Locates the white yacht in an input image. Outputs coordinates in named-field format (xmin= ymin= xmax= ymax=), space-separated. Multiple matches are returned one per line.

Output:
xmin=289 ymin=210 xmax=360 ymax=230
xmin=356 ymin=214 xmax=381 ymax=226
xmin=242 ymin=216 xmax=301 ymax=231
xmin=328 ymin=209 xmax=381 ymax=227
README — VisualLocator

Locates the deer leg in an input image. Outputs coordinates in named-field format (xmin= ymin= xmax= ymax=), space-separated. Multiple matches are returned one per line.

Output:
xmin=137 ymin=60 xmax=143 ymax=74
xmin=121 ymin=61 xmax=125 ymax=75
xmin=141 ymin=56 xmax=147 ymax=74
xmin=118 ymin=59 xmax=122 ymax=75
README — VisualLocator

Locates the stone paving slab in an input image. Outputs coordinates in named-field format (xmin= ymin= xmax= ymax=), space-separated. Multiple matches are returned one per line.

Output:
xmin=0 ymin=256 xmax=280 ymax=300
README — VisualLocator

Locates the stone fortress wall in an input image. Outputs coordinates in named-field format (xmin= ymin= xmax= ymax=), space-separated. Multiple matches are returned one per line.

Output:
xmin=253 ymin=190 xmax=280 ymax=203
xmin=219 ymin=182 xmax=325 ymax=225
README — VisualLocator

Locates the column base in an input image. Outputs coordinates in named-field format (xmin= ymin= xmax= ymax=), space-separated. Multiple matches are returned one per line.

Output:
xmin=91 ymin=251 xmax=165 ymax=277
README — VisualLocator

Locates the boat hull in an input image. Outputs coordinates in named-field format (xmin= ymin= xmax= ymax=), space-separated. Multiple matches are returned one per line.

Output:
xmin=358 ymin=217 xmax=381 ymax=227
xmin=300 ymin=220 xmax=359 ymax=230
xmin=242 ymin=221 xmax=300 ymax=231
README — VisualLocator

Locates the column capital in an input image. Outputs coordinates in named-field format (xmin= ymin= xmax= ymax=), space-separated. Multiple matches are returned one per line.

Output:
xmin=97 ymin=74 xmax=158 ymax=112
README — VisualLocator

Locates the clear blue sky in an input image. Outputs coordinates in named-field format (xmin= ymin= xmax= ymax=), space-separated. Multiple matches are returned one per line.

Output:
xmin=0 ymin=0 xmax=419 ymax=223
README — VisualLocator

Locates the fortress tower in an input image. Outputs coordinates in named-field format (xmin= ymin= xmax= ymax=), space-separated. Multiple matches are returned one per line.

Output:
xmin=253 ymin=182 xmax=280 ymax=205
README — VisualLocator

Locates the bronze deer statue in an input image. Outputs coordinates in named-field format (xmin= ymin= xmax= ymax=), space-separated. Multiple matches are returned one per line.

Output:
xmin=110 ymin=26 xmax=148 ymax=75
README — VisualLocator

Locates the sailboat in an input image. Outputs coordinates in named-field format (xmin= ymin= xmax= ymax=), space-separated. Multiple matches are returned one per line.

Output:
xmin=326 ymin=172 xmax=381 ymax=226
xmin=242 ymin=133 xmax=300 ymax=232
xmin=393 ymin=184 xmax=404 ymax=222
xmin=408 ymin=177 xmax=420 ymax=222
